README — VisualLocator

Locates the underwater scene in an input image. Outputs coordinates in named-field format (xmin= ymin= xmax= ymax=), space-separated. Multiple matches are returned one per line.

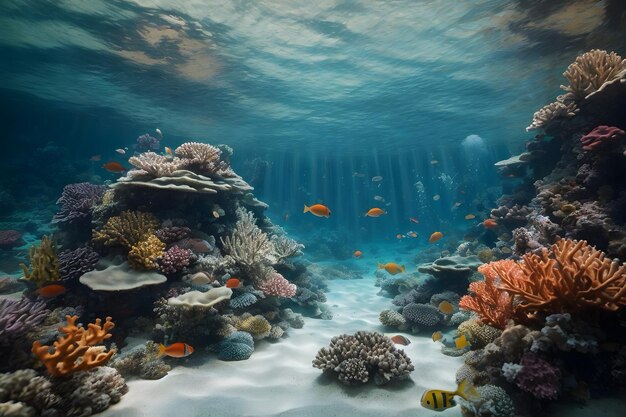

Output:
xmin=1 ymin=1 xmax=626 ymax=416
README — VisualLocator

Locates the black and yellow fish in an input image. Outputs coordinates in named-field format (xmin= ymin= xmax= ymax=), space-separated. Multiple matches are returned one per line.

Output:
xmin=421 ymin=379 xmax=478 ymax=411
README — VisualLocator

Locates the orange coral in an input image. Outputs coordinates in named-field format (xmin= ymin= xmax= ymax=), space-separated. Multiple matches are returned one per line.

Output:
xmin=459 ymin=261 xmax=515 ymax=329
xmin=32 ymin=315 xmax=116 ymax=376
xmin=490 ymin=239 xmax=626 ymax=317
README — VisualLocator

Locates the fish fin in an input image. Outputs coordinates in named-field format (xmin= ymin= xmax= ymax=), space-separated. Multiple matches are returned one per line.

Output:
xmin=157 ymin=343 xmax=166 ymax=358
xmin=303 ymin=204 xmax=310 ymax=213
xmin=456 ymin=378 xmax=479 ymax=401
xmin=378 ymin=262 xmax=384 ymax=269
xmin=400 ymin=265 xmax=406 ymax=273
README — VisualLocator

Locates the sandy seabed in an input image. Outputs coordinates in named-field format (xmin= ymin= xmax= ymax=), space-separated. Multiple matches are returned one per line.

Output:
xmin=100 ymin=266 xmax=466 ymax=417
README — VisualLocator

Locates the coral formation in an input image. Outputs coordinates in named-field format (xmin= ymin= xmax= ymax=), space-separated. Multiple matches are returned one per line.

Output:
xmin=258 ymin=271 xmax=297 ymax=298
xmin=52 ymin=182 xmax=107 ymax=224
xmin=402 ymin=303 xmax=442 ymax=327
xmin=127 ymin=234 xmax=166 ymax=270
xmin=216 ymin=331 xmax=254 ymax=361
xmin=58 ymin=246 xmax=100 ymax=284
xmin=93 ymin=210 xmax=160 ymax=249
xmin=167 ymin=286 xmax=233 ymax=308
xmin=514 ymin=352 xmax=560 ymax=400
xmin=312 ymin=331 xmax=414 ymax=386
xmin=80 ymin=262 xmax=167 ymax=291
xmin=561 ymin=49 xmax=626 ymax=99
xmin=458 ymin=319 xmax=502 ymax=349
xmin=460 ymin=384 xmax=515 ymax=417
xmin=111 ymin=341 xmax=170 ymax=380
xmin=580 ymin=125 xmax=625 ymax=152
xmin=236 ymin=315 xmax=271 ymax=340
xmin=20 ymin=235 xmax=59 ymax=287
xmin=32 ymin=315 xmax=116 ymax=376
xmin=157 ymin=245 xmax=193 ymax=274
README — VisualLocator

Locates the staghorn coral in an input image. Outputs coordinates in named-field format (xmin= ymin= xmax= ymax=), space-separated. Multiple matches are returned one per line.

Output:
xmin=258 ymin=271 xmax=297 ymax=298
xmin=458 ymin=318 xmax=502 ymax=349
xmin=32 ymin=315 xmax=116 ymax=377
xmin=493 ymin=239 xmax=626 ymax=316
xmin=58 ymin=246 xmax=99 ymax=284
xmin=20 ymin=235 xmax=58 ymax=287
xmin=128 ymin=234 xmax=166 ymax=270
xmin=312 ymin=331 xmax=414 ymax=386
xmin=157 ymin=245 xmax=193 ymax=274
xmin=561 ymin=49 xmax=626 ymax=99
xmin=52 ymin=182 xmax=107 ymax=224
xmin=93 ymin=210 xmax=160 ymax=249
xmin=175 ymin=142 xmax=233 ymax=177
xmin=459 ymin=262 xmax=515 ymax=329
xmin=236 ymin=315 xmax=271 ymax=340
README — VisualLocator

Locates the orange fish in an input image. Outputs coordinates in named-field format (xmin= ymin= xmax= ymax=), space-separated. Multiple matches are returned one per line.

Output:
xmin=158 ymin=342 xmax=194 ymax=358
xmin=225 ymin=278 xmax=241 ymax=288
xmin=390 ymin=335 xmax=411 ymax=346
xmin=89 ymin=154 xmax=102 ymax=161
xmin=396 ymin=234 xmax=405 ymax=239
xmin=102 ymin=161 xmax=126 ymax=173
xmin=354 ymin=250 xmax=362 ymax=258
xmin=432 ymin=331 xmax=443 ymax=342
xmin=378 ymin=262 xmax=405 ymax=275
xmin=365 ymin=207 xmax=386 ymax=217
xmin=438 ymin=300 xmax=454 ymax=315
xmin=165 ymin=146 xmax=173 ymax=155
xmin=464 ymin=214 xmax=476 ymax=220
xmin=429 ymin=231 xmax=443 ymax=243
xmin=36 ymin=284 xmax=66 ymax=298
xmin=409 ymin=217 xmax=419 ymax=224
xmin=407 ymin=231 xmax=418 ymax=238
xmin=483 ymin=219 xmax=498 ymax=229
xmin=304 ymin=204 xmax=331 ymax=217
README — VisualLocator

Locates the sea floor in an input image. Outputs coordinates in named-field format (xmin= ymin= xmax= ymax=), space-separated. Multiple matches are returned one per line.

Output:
xmin=101 ymin=264 xmax=465 ymax=417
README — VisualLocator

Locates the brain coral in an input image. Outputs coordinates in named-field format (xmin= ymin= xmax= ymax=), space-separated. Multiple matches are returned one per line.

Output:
xmin=216 ymin=331 xmax=254 ymax=361
xmin=236 ymin=315 xmax=271 ymax=340
xmin=312 ymin=331 xmax=414 ymax=386
xmin=402 ymin=303 xmax=442 ymax=327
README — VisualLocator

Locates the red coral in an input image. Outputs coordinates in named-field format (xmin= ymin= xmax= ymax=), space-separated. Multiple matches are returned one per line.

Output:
xmin=515 ymin=352 xmax=561 ymax=400
xmin=580 ymin=125 xmax=625 ymax=151
xmin=459 ymin=261 xmax=515 ymax=329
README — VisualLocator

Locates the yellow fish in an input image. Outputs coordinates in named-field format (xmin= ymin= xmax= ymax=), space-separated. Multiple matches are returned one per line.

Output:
xmin=431 ymin=331 xmax=443 ymax=342
xmin=464 ymin=214 xmax=476 ymax=220
xmin=438 ymin=300 xmax=454 ymax=315
xmin=454 ymin=334 xmax=470 ymax=350
xmin=378 ymin=262 xmax=405 ymax=275
xmin=421 ymin=379 xmax=478 ymax=411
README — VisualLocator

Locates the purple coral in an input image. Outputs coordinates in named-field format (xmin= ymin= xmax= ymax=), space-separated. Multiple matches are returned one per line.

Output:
xmin=52 ymin=182 xmax=107 ymax=224
xmin=58 ymin=246 xmax=100 ymax=283
xmin=515 ymin=352 xmax=561 ymax=400
xmin=154 ymin=226 xmax=191 ymax=244
xmin=158 ymin=246 xmax=193 ymax=274
xmin=0 ymin=298 xmax=49 ymax=342
xmin=0 ymin=230 xmax=24 ymax=249
xmin=137 ymin=133 xmax=160 ymax=151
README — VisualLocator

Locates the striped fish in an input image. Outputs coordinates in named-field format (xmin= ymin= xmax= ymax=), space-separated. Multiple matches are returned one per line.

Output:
xmin=420 ymin=379 xmax=478 ymax=411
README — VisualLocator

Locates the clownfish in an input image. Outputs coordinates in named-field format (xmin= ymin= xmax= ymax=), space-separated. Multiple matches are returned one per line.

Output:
xmin=158 ymin=342 xmax=194 ymax=358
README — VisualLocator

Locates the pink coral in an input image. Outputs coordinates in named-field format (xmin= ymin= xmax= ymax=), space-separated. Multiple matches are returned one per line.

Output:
xmin=580 ymin=125 xmax=625 ymax=151
xmin=259 ymin=272 xmax=297 ymax=298
xmin=515 ymin=352 xmax=561 ymax=400
xmin=158 ymin=246 xmax=193 ymax=274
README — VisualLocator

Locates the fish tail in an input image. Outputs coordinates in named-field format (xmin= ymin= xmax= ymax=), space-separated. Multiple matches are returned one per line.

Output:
xmin=378 ymin=262 xmax=384 ymax=270
xmin=303 ymin=204 xmax=310 ymax=213
xmin=456 ymin=378 xmax=479 ymax=401
xmin=400 ymin=265 xmax=406 ymax=273
xmin=157 ymin=343 xmax=166 ymax=358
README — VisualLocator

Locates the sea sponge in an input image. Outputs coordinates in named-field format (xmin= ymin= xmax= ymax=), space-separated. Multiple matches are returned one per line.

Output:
xmin=216 ymin=331 xmax=254 ymax=361
xmin=127 ymin=234 xmax=166 ymax=270
xmin=93 ymin=210 xmax=160 ymax=249
xmin=236 ymin=315 xmax=271 ymax=339
xmin=402 ymin=303 xmax=442 ymax=327
xmin=20 ymin=236 xmax=59 ymax=287
xmin=379 ymin=309 xmax=407 ymax=329
xmin=458 ymin=319 xmax=502 ymax=349
xmin=312 ymin=331 xmax=414 ymax=386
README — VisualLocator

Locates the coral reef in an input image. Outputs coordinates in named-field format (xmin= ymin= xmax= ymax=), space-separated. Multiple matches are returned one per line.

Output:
xmin=258 ymin=271 xmax=297 ymax=298
xmin=236 ymin=315 xmax=271 ymax=340
xmin=580 ymin=125 xmax=625 ymax=152
xmin=127 ymin=234 xmax=166 ymax=270
xmin=80 ymin=262 xmax=167 ymax=291
xmin=216 ymin=331 xmax=254 ymax=361
xmin=402 ymin=303 xmax=442 ymax=328
xmin=514 ymin=352 xmax=560 ymax=400
xmin=32 ymin=315 xmax=116 ymax=376
xmin=157 ymin=245 xmax=193 ymax=274
xmin=58 ymin=246 xmax=99 ymax=284
xmin=312 ymin=331 xmax=414 ymax=386
xmin=0 ymin=230 xmax=24 ymax=250
xmin=52 ymin=182 xmax=107 ymax=224
xmin=460 ymin=384 xmax=515 ymax=417
xmin=20 ymin=235 xmax=59 ymax=287
xmin=458 ymin=319 xmax=502 ymax=349
xmin=111 ymin=341 xmax=170 ymax=380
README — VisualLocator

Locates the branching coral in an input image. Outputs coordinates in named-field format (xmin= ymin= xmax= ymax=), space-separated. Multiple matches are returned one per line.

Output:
xmin=32 ymin=315 xmax=116 ymax=377
xmin=271 ymin=235 xmax=304 ymax=263
xmin=514 ymin=353 xmax=561 ymax=400
xmin=157 ymin=245 xmax=193 ymax=274
xmin=459 ymin=262 xmax=515 ymax=329
xmin=128 ymin=152 xmax=184 ymax=177
xmin=493 ymin=239 xmax=626 ymax=316
xmin=93 ymin=210 xmax=160 ymax=249
xmin=58 ymin=246 xmax=99 ymax=283
xmin=128 ymin=234 xmax=166 ymax=270
xmin=258 ymin=271 xmax=297 ymax=298
xmin=175 ymin=142 xmax=233 ymax=177
xmin=52 ymin=182 xmax=107 ymax=224
xmin=561 ymin=49 xmax=626 ymax=99
xmin=20 ymin=235 xmax=59 ymax=287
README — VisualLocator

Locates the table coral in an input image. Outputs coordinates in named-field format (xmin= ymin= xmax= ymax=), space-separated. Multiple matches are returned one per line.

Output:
xmin=20 ymin=235 xmax=59 ymax=287
xmin=128 ymin=234 xmax=166 ymax=270
xmin=492 ymin=239 xmax=626 ymax=316
xmin=32 ymin=315 xmax=116 ymax=377
xmin=92 ymin=210 xmax=160 ymax=249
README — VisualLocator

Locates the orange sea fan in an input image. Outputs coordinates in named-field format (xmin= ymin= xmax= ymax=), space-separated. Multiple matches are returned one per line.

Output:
xmin=459 ymin=261 xmax=516 ymax=329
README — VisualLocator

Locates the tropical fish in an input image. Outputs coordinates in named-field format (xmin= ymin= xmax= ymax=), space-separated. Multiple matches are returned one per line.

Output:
xmin=431 ymin=331 xmax=443 ymax=342
xmin=454 ymin=334 xmax=470 ymax=350
xmin=464 ymin=214 xmax=476 ymax=220
xmin=421 ymin=379 xmax=478 ymax=411
xmin=428 ymin=231 xmax=443 ymax=243
xmin=190 ymin=272 xmax=211 ymax=285
xmin=115 ymin=148 xmax=126 ymax=155
xmin=303 ymin=204 xmax=331 ymax=218
xmin=409 ymin=217 xmax=419 ymax=224
xmin=158 ymin=342 xmax=194 ymax=358
xmin=430 ymin=160 xmax=439 ymax=165
xmin=89 ymin=154 xmax=101 ymax=161
xmin=155 ymin=128 xmax=163 ymax=139
xmin=432 ymin=194 xmax=440 ymax=201
xmin=102 ymin=161 xmax=126 ymax=173
xmin=353 ymin=250 xmax=362 ymax=258
xmin=390 ymin=335 xmax=411 ymax=346
xmin=371 ymin=175 xmax=383 ymax=182
xmin=407 ymin=231 xmax=418 ymax=238
xmin=374 ymin=195 xmax=384 ymax=201
xmin=378 ymin=262 xmax=405 ymax=275
xmin=165 ymin=146 xmax=173 ymax=155
xmin=365 ymin=208 xmax=386 ymax=217
xmin=396 ymin=234 xmax=405 ymax=239
xmin=225 ymin=278 xmax=241 ymax=288
xmin=483 ymin=219 xmax=498 ymax=229
xmin=36 ymin=284 xmax=66 ymax=298
xmin=438 ymin=301 xmax=454 ymax=315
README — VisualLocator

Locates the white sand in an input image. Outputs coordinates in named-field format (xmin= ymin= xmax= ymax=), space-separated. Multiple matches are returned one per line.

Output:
xmin=101 ymin=272 xmax=465 ymax=417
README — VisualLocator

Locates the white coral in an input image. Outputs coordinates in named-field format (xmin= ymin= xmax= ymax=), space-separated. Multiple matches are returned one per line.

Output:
xmin=561 ymin=49 xmax=626 ymax=99
xmin=128 ymin=152 xmax=184 ymax=177
xmin=271 ymin=235 xmax=304 ymax=263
